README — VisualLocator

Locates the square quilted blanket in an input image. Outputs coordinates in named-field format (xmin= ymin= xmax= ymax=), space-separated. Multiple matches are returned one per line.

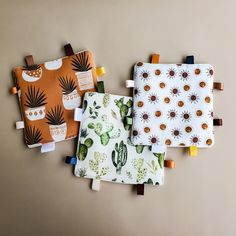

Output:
xmin=75 ymin=92 xmax=165 ymax=185
xmin=131 ymin=63 xmax=214 ymax=148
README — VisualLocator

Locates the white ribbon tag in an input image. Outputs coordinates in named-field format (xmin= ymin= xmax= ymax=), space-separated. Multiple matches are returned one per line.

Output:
xmin=74 ymin=108 xmax=83 ymax=121
xmin=41 ymin=142 xmax=55 ymax=153
xmin=126 ymin=80 xmax=135 ymax=88
xmin=92 ymin=179 xmax=100 ymax=191
xmin=16 ymin=121 xmax=24 ymax=129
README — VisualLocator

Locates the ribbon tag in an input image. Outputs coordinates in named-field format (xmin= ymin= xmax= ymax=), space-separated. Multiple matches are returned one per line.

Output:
xmin=74 ymin=108 xmax=83 ymax=121
xmin=41 ymin=142 xmax=55 ymax=153
xmin=151 ymin=54 xmax=160 ymax=64
xmin=189 ymin=146 xmax=198 ymax=156
xmin=137 ymin=184 xmax=144 ymax=195
xmin=92 ymin=179 xmax=101 ymax=191
xmin=186 ymin=55 xmax=194 ymax=64
xmin=126 ymin=80 xmax=134 ymax=88
xmin=64 ymin=43 xmax=74 ymax=56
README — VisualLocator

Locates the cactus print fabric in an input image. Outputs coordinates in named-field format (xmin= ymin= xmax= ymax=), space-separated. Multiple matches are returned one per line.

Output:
xmin=75 ymin=92 xmax=164 ymax=185
xmin=131 ymin=63 xmax=214 ymax=148
xmin=13 ymin=51 xmax=98 ymax=148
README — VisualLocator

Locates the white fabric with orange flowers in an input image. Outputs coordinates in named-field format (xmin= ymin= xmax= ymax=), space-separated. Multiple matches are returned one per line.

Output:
xmin=131 ymin=63 xmax=214 ymax=148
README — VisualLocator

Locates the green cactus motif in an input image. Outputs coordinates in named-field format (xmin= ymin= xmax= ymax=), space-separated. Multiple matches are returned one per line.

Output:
xmin=127 ymin=137 xmax=144 ymax=154
xmin=111 ymin=141 xmax=128 ymax=174
xmin=88 ymin=114 xmax=121 ymax=145
xmin=114 ymin=97 xmax=133 ymax=130
xmin=103 ymin=94 xmax=110 ymax=107
xmin=80 ymin=128 xmax=89 ymax=138
xmin=144 ymin=178 xmax=159 ymax=185
xmin=115 ymin=97 xmax=132 ymax=118
xmin=153 ymin=153 xmax=165 ymax=168
xmin=132 ymin=157 xmax=147 ymax=182
xmin=77 ymin=138 xmax=93 ymax=160
xmin=89 ymin=152 xmax=109 ymax=179
xmin=147 ymin=160 xmax=158 ymax=174
xmin=83 ymin=100 xmax=88 ymax=113
xmin=126 ymin=171 xmax=133 ymax=180
xmin=76 ymin=168 xmax=87 ymax=177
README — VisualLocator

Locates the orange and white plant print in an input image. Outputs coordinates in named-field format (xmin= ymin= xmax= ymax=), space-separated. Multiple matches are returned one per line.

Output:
xmin=13 ymin=50 xmax=98 ymax=148
xmin=131 ymin=63 xmax=214 ymax=148
xmin=71 ymin=52 xmax=94 ymax=90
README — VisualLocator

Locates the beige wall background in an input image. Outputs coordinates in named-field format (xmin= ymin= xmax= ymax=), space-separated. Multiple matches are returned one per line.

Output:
xmin=0 ymin=0 xmax=235 ymax=235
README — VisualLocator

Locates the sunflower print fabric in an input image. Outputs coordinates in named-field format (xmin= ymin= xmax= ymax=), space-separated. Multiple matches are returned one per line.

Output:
xmin=13 ymin=51 xmax=98 ymax=148
xmin=75 ymin=92 xmax=164 ymax=185
xmin=131 ymin=63 xmax=214 ymax=148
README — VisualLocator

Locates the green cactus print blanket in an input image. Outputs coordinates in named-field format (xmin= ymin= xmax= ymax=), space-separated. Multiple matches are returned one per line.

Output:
xmin=75 ymin=92 xmax=164 ymax=185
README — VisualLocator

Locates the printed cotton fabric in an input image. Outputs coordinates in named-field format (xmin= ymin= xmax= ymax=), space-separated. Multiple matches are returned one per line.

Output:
xmin=131 ymin=63 xmax=214 ymax=148
xmin=13 ymin=51 xmax=98 ymax=148
xmin=75 ymin=92 xmax=164 ymax=185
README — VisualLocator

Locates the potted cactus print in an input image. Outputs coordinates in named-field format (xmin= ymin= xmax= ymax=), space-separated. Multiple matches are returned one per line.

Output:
xmin=25 ymin=125 xmax=43 ymax=148
xmin=24 ymin=86 xmax=47 ymax=121
xmin=88 ymin=114 xmax=121 ymax=145
xmin=89 ymin=152 xmax=109 ymax=180
xmin=115 ymin=98 xmax=133 ymax=130
xmin=44 ymin=59 xmax=62 ymax=70
xmin=22 ymin=64 xmax=42 ymax=82
xmin=46 ymin=105 xmax=67 ymax=142
xmin=58 ymin=76 xmax=81 ymax=110
xmin=71 ymin=52 xmax=93 ymax=90
xmin=111 ymin=141 xmax=128 ymax=174
xmin=77 ymin=138 xmax=93 ymax=160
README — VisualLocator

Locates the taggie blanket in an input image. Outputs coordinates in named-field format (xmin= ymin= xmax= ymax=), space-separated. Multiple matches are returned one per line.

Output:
xmin=75 ymin=92 xmax=165 ymax=185
xmin=131 ymin=63 xmax=214 ymax=148
xmin=12 ymin=49 xmax=98 ymax=149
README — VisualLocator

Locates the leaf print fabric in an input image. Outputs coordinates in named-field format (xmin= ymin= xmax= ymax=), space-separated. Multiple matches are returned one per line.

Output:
xmin=75 ymin=92 xmax=164 ymax=185
xmin=132 ymin=63 xmax=214 ymax=148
